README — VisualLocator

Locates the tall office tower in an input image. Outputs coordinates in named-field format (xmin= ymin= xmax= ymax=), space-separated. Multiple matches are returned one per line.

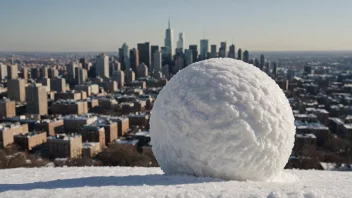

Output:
xmin=265 ymin=61 xmax=270 ymax=74
xmin=40 ymin=67 xmax=48 ymax=79
xmin=31 ymin=68 xmax=40 ymax=80
xmin=75 ymin=67 xmax=88 ymax=85
xmin=174 ymin=55 xmax=184 ymax=73
xmin=7 ymin=64 xmax=18 ymax=80
xmin=184 ymin=49 xmax=193 ymax=67
xmin=67 ymin=62 xmax=77 ymax=84
xmin=189 ymin=45 xmax=198 ymax=63
xmin=21 ymin=67 xmax=28 ymax=80
xmin=0 ymin=63 xmax=8 ymax=80
xmin=79 ymin=58 xmax=90 ymax=70
xmin=237 ymin=48 xmax=242 ymax=60
xmin=7 ymin=79 xmax=26 ymax=102
xmin=164 ymin=19 xmax=174 ymax=60
xmin=119 ymin=43 xmax=129 ymax=70
xmin=48 ymin=68 xmax=59 ymax=79
xmin=109 ymin=60 xmax=121 ymax=77
xmin=254 ymin=58 xmax=260 ymax=68
xmin=243 ymin=50 xmax=249 ymax=63
xmin=150 ymin=45 xmax=159 ymax=69
xmin=125 ymin=70 xmax=135 ymax=83
xmin=260 ymin=54 xmax=265 ymax=70
xmin=26 ymin=84 xmax=48 ymax=115
xmin=228 ymin=44 xmax=236 ymax=59
xmin=137 ymin=42 xmax=150 ymax=68
xmin=177 ymin=32 xmax=185 ymax=51
xmin=272 ymin=62 xmax=278 ymax=76
xmin=51 ymin=78 xmax=66 ymax=93
xmin=96 ymin=53 xmax=109 ymax=78
xmin=137 ymin=63 xmax=148 ymax=78
xmin=152 ymin=51 xmax=162 ymax=75
xmin=162 ymin=64 xmax=170 ymax=78
xmin=218 ymin=42 xmax=227 ymax=58
xmin=129 ymin=48 xmax=140 ymax=74
xmin=210 ymin=45 xmax=217 ymax=58
xmin=200 ymin=39 xmax=209 ymax=60
xmin=112 ymin=70 xmax=125 ymax=88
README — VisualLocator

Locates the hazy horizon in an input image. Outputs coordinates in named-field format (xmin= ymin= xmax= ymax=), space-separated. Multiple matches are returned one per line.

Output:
xmin=1 ymin=0 xmax=352 ymax=52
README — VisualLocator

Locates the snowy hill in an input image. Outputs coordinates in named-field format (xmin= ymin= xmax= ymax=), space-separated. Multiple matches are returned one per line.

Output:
xmin=0 ymin=167 xmax=351 ymax=198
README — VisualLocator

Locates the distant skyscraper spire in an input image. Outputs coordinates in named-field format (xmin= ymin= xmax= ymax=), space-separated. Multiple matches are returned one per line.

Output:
xmin=168 ymin=18 xmax=170 ymax=29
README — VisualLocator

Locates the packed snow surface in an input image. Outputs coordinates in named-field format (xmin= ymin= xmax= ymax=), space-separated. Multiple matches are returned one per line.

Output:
xmin=0 ymin=167 xmax=351 ymax=198
xmin=150 ymin=58 xmax=295 ymax=181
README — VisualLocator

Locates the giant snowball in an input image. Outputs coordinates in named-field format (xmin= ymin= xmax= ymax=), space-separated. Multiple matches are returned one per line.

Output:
xmin=150 ymin=58 xmax=295 ymax=181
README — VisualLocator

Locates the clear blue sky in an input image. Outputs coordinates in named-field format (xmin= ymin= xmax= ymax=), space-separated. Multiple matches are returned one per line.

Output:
xmin=0 ymin=0 xmax=351 ymax=52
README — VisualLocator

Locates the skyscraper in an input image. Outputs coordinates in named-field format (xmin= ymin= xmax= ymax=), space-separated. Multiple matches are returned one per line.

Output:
xmin=260 ymin=54 xmax=265 ymax=70
xmin=228 ymin=44 xmax=236 ymax=59
xmin=67 ymin=62 xmax=77 ymax=84
xmin=210 ymin=45 xmax=217 ymax=58
xmin=150 ymin=45 xmax=159 ymax=70
xmin=189 ymin=45 xmax=198 ymax=63
xmin=137 ymin=42 xmax=150 ymax=68
xmin=177 ymin=32 xmax=185 ymax=51
xmin=219 ymin=42 xmax=227 ymax=58
xmin=96 ymin=53 xmax=109 ymax=78
xmin=129 ymin=48 xmax=139 ymax=74
xmin=272 ymin=62 xmax=278 ymax=76
xmin=75 ymin=67 xmax=87 ymax=85
xmin=152 ymin=51 xmax=162 ymax=76
xmin=185 ymin=49 xmax=193 ymax=66
xmin=26 ymin=84 xmax=48 ymax=115
xmin=164 ymin=19 xmax=174 ymax=60
xmin=137 ymin=63 xmax=148 ymax=78
xmin=21 ymin=67 xmax=28 ymax=80
xmin=119 ymin=43 xmax=129 ymax=70
xmin=243 ymin=50 xmax=249 ymax=63
xmin=200 ymin=39 xmax=209 ymax=60
xmin=237 ymin=48 xmax=242 ymax=60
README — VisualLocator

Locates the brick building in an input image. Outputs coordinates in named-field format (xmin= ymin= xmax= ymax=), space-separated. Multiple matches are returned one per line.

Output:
xmin=0 ymin=99 xmax=16 ymax=118
xmin=82 ymin=142 xmax=101 ymax=158
xmin=34 ymin=119 xmax=64 ymax=136
xmin=81 ymin=125 xmax=106 ymax=148
xmin=51 ymin=100 xmax=88 ymax=115
xmin=47 ymin=134 xmax=82 ymax=158
xmin=0 ymin=123 xmax=29 ymax=147
xmin=63 ymin=114 xmax=97 ymax=133
xmin=14 ymin=132 xmax=47 ymax=150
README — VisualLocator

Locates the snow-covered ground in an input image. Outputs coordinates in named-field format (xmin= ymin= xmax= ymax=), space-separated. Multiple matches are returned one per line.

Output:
xmin=0 ymin=167 xmax=351 ymax=198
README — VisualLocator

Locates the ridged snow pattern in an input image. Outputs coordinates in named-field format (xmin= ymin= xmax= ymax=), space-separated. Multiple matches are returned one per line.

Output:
xmin=150 ymin=58 xmax=295 ymax=181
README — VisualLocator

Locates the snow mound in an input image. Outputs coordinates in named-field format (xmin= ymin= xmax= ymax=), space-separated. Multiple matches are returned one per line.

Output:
xmin=0 ymin=167 xmax=351 ymax=198
xmin=150 ymin=58 xmax=295 ymax=181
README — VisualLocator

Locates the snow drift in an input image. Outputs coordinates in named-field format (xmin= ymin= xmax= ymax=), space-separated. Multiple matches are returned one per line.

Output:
xmin=150 ymin=58 xmax=295 ymax=181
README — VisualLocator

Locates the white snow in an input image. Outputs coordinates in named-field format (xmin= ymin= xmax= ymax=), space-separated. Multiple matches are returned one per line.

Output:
xmin=150 ymin=58 xmax=295 ymax=181
xmin=0 ymin=167 xmax=351 ymax=198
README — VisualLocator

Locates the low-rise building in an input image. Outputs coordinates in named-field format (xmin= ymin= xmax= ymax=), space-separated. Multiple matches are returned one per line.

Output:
xmin=51 ymin=100 xmax=88 ymax=115
xmin=0 ymin=123 xmax=29 ymax=147
xmin=34 ymin=119 xmax=64 ymax=136
xmin=54 ymin=91 xmax=82 ymax=101
xmin=82 ymin=142 xmax=101 ymax=158
xmin=128 ymin=114 xmax=149 ymax=128
xmin=47 ymin=134 xmax=82 ymax=158
xmin=14 ymin=131 xmax=47 ymax=150
xmin=81 ymin=125 xmax=105 ymax=148
xmin=0 ymin=98 xmax=16 ymax=118
xmin=63 ymin=114 xmax=97 ymax=133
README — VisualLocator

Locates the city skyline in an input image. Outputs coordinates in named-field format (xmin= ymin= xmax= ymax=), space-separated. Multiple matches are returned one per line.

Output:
xmin=1 ymin=0 xmax=352 ymax=52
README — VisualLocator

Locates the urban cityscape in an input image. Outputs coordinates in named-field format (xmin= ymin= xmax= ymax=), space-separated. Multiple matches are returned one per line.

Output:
xmin=0 ymin=18 xmax=351 ymax=170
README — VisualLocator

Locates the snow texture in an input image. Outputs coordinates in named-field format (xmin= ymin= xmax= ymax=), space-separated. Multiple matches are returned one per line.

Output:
xmin=0 ymin=167 xmax=351 ymax=198
xmin=150 ymin=58 xmax=295 ymax=181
